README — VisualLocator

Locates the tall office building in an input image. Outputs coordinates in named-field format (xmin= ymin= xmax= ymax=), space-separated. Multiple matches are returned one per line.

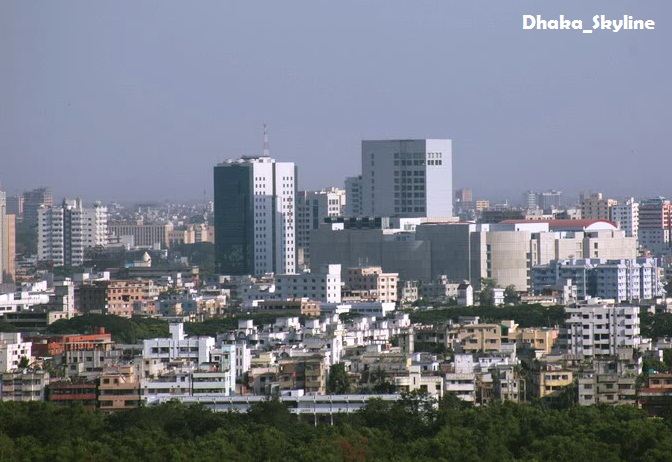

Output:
xmin=455 ymin=188 xmax=473 ymax=203
xmin=214 ymin=156 xmax=296 ymax=276
xmin=344 ymin=176 xmax=363 ymax=217
xmin=5 ymin=196 xmax=23 ymax=221
xmin=0 ymin=183 xmax=15 ymax=285
xmin=361 ymin=139 xmax=453 ymax=218
xmin=537 ymin=190 xmax=563 ymax=213
xmin=523 ymin=191 xmax=538 ymax=209
xmin=23 ymin=187 xmax=53 ymax=226
xmin=638 ymin=197 xmax=672 ymax=254
xmin=38 ymin=198 xmax=108 ymax=266
xmin=523 ymin=190 xmax=563 ymax=212
xmin=296 ymin=188 xmax=346 ymax=269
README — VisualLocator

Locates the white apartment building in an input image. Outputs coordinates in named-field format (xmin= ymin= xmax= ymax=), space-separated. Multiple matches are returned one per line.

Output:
xmin=275 ymin=264 xmax=342 ymax=303
xmin=532 ymin=258 xmax=664 ymax=301
xmin=361 ymin=139 xmax=453 ymax=218
xmin=38 ymin=198 xmax=108 ymax=266
xmin=214 ymin=155 xmax=296 ymax=276
xmin=0 ymin=333 xmax=32 ymax=373
xmin=141 ymin=363 xmax=236 ymax=403
xmin=445 ymin=354 xmax=476 ymax=402
xmin=142 ymin=323 xmax=215 ymax=365
xmin=560 ymin=304 xmax=641 ymax=357
xmin=319 ymin=302 xmax=396 ymax=318
xmin=610 ymin=198 xmax=639 ymax=239
xmin=0 ymin=291 xmax=51 ymax=314
xmin=296 ymin=188 xmax=346 ymax=269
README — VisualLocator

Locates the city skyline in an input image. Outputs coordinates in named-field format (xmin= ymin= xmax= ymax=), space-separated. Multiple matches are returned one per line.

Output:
xmin=2 ymin=1 xmax=670 ymax=203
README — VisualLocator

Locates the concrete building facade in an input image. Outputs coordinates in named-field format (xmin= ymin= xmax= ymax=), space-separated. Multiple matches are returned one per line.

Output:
xmin=275 ymin=264 xmax=342 ymax=303
xmin=296 ymin=188 xmax=345 ymax=269
xmin=311 ymin=219 xmax=636 ymax=292
xmin=532 ymin=258 xmax=664 ymax=301
xmin=580 ymin=192 xmax=617 ymax=221
xmin=361 ymin=139 xmax=453 ymax=218
xmin=108 ymin=221 xmax=173 ymax=248
xmin=214 ymin=156 xmax=296 ymax=276
xmin=560 ymin=304 xmax=641 ymax=357
xmin=344 ymin=176 xmax=363 ymax=217
xmin=38 ymin=198 xmax=108 ymax=266
xmin=610 ymin=198 xmax=639 ymax=239
xmin=346 ymin=266 xmax=398 ymax=303
xmin=638 ymin=197 xmax=672 ymax=253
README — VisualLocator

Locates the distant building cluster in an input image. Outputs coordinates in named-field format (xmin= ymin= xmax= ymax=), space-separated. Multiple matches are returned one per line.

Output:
xmin=1 ymin=132 xmax=672 ymax=415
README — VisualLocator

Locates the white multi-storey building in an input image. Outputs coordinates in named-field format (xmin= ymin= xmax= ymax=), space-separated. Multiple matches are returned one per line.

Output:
xmin=214 ymin=155 xmax=296 ymax=276
xmin=275 ymin=264 xmax=342 ymax=303
xmin=296 ymin=188 xmax=346 ymax=269
xmin=532 ymin=258 xmax=664 ymax=301
xmin=0 ymin=333 xmax=32 ymax=373
xmin=142 ymin=323 xmax=215 ymax=365
xmin=361 ymin=139 xmax=453 ymax=218
xmin=38 ymin=198 xmax=108 ymax=266
xmin=561 ymin=304 xmax=641 ymax=357
xmin=610 ymin=198 xmax=639 ymax=239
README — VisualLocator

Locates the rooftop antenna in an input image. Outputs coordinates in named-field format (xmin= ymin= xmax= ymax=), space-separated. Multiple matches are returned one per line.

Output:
xmin=263 ymin=124 xmax=270 ymax=157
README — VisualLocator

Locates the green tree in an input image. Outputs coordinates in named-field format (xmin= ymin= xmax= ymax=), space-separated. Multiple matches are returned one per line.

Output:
xmin=664 ymin=278 xmax=672 ymax=296
xmin=504 ymin=285 xmax=520 ymax=305
xmin=479 ymin=278 xmax=497 ymax=306
xmin=327 ymin=362 xmax=351 ymax=394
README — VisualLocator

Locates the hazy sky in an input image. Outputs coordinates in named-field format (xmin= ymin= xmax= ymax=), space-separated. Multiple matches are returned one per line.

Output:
xmin=2 ymin=1 xmax=670 ymax=205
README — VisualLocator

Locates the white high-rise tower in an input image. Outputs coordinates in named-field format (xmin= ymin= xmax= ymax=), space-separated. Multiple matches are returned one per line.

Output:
xmin=361 ymin=139 xmax=453 ymax=218
xmin=214 ymin=127 xmax=297 ymax=275
xmin=38 ymin=198 xmax=108 ymax=266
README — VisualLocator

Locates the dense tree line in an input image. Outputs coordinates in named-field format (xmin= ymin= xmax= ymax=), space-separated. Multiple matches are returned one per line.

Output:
xmin=169 ymin=242 xmax=216 ymax=276
xmin=46 ymin=314 xmax=169 ymax=343
xmin=1 ymin=396 xmax=672 ymax=461
xmin=44 ymin=313 xmax=296 ymax=342
xmin=407 ymin=304 xmax=567 ymax=328
xmin=641 ymin=311 xmax=672 ymax=340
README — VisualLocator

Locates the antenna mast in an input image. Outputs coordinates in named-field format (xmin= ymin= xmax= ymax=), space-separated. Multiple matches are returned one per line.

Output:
xmin=263 ymin=124 xmax=270 ymax=157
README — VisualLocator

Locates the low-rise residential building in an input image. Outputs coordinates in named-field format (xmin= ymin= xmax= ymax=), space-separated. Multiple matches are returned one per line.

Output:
xmin=142 ymin=323 xmax=215 ymax=365
xmin=576 ymin=349 xmax=641 ymax=406
xmin=1 ymin=370 xmax=50 ymax=401
xmin=98 ymin=365 xmax=141 ymax=412
xmin=491 ymin=364 xmax=524 ymax=403
xmin=346 ymin=267 xmax=398 ymax=303
xmin=457 ymin=324 xmax=501 ymax=353
xmin=457 ymin=282 xmax=474 ymax=306
xmin=278 ymin=354 xmax=328 ymax=395
xmin=529 ymin=362 xmax=573 ymax=398
xmin=394 ymin=365 xmax=443 ymax=398
xmin=77 ymin=279 xmax=159 ymax=317
xmin=275 ymin=265 xmax=342 ymax=303
xmin=419 ymin=276 xmax=459 ymax=302
xmin=46 ymin=380 xmax=98 ymax=409
xmin=638 ymin=373 xmax=672 ymax=417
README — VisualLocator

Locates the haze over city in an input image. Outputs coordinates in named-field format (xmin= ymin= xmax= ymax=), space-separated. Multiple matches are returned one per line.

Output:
xmin=2 ymin=0 xmax=670 ymax=203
